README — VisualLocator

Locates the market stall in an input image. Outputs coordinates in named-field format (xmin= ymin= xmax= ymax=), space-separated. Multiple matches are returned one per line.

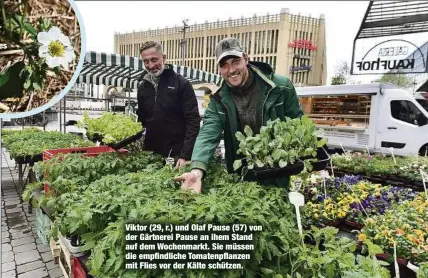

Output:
xmin=8 ymin=113 xmax=425 ymax=278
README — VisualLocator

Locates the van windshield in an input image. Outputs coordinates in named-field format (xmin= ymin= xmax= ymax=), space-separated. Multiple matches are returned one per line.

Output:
xmin=416 ymin=99 xmax=428 ymax=113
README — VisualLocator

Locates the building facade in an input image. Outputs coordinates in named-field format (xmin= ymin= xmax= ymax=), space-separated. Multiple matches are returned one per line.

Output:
xmin=114 ymin=8 xmax=327 ymax=86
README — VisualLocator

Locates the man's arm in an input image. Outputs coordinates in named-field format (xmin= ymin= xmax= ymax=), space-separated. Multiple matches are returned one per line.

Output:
xmin=189 ymin=97 xmax=224 ymax=174
xmin=174 ymin=99 xmax=223 ymax=192
xmin=282 ymin=77 xmax=304 ymax=118
xmin=180 ymin=80 xmax=201 ymax=160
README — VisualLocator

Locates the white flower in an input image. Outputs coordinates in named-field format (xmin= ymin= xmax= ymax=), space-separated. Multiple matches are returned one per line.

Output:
xmin=319 ymin=170 xmax=330 ymax=179
xmin=38 ymin=26 xmax=75 ymax=70
xmin=310 ymin=174 xmax=318 ymax=184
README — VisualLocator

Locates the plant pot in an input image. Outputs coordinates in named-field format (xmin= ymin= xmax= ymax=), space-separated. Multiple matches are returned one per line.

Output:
xmin=66 ymin=234 xmax=81 ymax=247
xmin=87 ymin=132 xmax=105 ymax=144
xmin=344 ymin=220 xmax=364 ymax=229
xmin=108 ymin=129 xmax=145 ymax=150
xmin=14 ymin=153 xmax=43 ymax=164
xmin=251 ymin=147 xmax=331 ymax=181
xmin=376 ymin=253 xmax=409 ymax=266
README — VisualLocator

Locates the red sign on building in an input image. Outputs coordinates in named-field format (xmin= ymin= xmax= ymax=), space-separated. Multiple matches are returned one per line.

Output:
xmin=288 ymin=39 xmax=317 ymax=50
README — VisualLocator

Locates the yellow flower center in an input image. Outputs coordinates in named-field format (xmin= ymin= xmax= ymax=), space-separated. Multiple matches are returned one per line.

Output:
xmin=48 ymin=40 xmax=65 ymax=57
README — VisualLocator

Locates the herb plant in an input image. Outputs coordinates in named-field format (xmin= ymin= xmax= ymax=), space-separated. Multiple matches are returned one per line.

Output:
xmin=47 ymin=162 xmax=390 ymax=278
xmin=289 ymin=227 xmax=390 ymax=278
xmin=233 ymin=116 xmax=327 ymax=175
xmin=78 ymin=111 xmax=142 ymax=144
xmin=2 ymin=130 xmax=93 ymax=159
xmin=332 ymin=152 xmax=428 ymax=183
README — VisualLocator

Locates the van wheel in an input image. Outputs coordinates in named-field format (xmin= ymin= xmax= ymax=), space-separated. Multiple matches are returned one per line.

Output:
xmin=419 ymin=144 xmax=428 ymax=156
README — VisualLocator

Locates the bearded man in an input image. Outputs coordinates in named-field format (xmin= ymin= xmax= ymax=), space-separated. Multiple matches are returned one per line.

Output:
xmin=137 ymin=41 xmax=200 ymax=168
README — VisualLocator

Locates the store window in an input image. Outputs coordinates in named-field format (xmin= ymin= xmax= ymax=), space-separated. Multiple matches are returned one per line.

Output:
xmin=390 ymin=100 xmax=428 ymax=126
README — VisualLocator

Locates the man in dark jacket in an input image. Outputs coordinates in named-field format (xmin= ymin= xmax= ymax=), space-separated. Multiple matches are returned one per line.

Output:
xmin=137 ymin=41 xmax=200 ymax=167
xmin=175 ymin=37 xmax=303 ymax=191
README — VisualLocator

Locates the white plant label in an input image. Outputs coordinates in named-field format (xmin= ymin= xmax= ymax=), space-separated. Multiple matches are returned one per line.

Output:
xmin=394 ymin=242 xmax=400 ymax=278
xmin=319 ymin=170 xmax=329 ymax=198
xmin=340 ymin=143 xmax=346 ymax=153
xmin=289 ymin=192 xmax=305 ymax=238
xmin=389 ymin=147 xmax=397 ymax=165
xmin=366 ymin=146 xmax=371 ymax=156
xmin=406 ymin=261 xmax=419 ymax=273
xmin=323 ymin=177 xmax=327 ymax=198
xmin=292 ymin=178 xmax=303 ymax=192
xmin=420 ymin=170 xmax=428 ymax=198
xmin=165 ymin=149 xmax=175 ymax=166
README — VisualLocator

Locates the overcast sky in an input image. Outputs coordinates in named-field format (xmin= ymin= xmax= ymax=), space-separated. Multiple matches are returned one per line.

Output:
xmin=76 ymin=1 xmax=375 ymax=84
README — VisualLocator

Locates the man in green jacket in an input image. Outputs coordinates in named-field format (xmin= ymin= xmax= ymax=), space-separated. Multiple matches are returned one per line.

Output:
xmin=175 ymin=37 xmax=303 ymax=192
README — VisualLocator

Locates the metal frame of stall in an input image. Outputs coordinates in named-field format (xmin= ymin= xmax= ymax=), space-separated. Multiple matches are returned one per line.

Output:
xmin=58 ymin=51 xmax=223 ymax=133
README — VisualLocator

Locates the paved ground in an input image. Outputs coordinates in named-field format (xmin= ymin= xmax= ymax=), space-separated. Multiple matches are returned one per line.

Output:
xmin=1 ymin=148 xmax=63 ymax=278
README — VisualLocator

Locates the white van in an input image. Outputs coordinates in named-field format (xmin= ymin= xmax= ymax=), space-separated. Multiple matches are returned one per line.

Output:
xmin=296 ymin=83 xmax=428 ymax=156
xmin=415 ymin=92 xmax=428 ymax=113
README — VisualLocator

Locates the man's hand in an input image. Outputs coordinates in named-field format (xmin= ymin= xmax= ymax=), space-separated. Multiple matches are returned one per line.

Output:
xmin=175 ymin=158 xmax=187 ymax=169
xmin=174 ymin=169 xmax=203 ymax=193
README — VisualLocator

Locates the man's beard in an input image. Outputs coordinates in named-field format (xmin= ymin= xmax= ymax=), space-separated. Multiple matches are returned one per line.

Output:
xmin=148 ymin=65 xmax=165 ymax=77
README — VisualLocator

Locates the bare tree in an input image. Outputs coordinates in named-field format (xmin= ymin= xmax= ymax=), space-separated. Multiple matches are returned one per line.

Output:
xmin=378 ymin=73 xmax=416 ymax=89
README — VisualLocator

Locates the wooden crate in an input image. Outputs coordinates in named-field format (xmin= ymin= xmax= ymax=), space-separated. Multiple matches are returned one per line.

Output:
xmin=59 ymin=237 xmax=74 ymax=278
xmin=50 ymin=238 xmax=60 ymax=264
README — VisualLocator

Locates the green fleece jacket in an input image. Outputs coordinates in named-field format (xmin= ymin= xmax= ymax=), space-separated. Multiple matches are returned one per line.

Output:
xmin=190 ymin=61 xmax=304 ymax=186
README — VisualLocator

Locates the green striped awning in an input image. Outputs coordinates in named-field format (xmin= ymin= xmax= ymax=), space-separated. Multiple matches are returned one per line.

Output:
xmin=77 ymin=51 xmax=223 ymax=89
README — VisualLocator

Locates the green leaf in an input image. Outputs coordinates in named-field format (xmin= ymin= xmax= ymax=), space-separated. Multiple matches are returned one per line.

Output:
xmin=363 ymin=239 xmax=384 ymax=257
xmin=272 ymin=149 xmax=283 ymax=161
xmin=129 ymin=209 xmax=138 ymax=219
xmin=33 ymin=82 xmax=42 ymax=91
xmin=0 ymin=71 xmax=10 ymax=87
xmin=235 ymin=132 xmax=245 ymax=142
xmin=244 ymin=125 xmax=253 ymax=137
xmin=23 ymin=78 xmax=31 ymax=89
xmin=255 ymin=159 xmax=264 ymax=168
xmin=233 ymin=159 xmax=242 ymax=171
xmin=279 ymin=160 xmax=288 ymax=168
xmin=14 ymin=15 xmax=37 ymax=36
xmin=261 ymin=268 xmax=274 ymax=275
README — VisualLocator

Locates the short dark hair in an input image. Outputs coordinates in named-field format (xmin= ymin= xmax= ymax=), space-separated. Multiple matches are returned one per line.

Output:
xmin=140 ymin=41 xmax=163 ymax=54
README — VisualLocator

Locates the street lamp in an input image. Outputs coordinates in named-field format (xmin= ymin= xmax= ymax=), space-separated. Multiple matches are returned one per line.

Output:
xmin=180 ymin=19 xmax=190 ymax=66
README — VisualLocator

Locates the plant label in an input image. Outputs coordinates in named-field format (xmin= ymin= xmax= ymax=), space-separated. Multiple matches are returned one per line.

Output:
xmin=406 ymin=261 xmax=419 ymax=273
xmin=289 ymin=192 xmax=305 ymax=238
xmin=319 ymin=170 xmax=329 ymax=198
xmin=292 ymin=178 xmax=303 ymax=192
xmin=366 ymin=146 xmax=371 ymax=157
xmin=394 ymin=242 xmax=400 ymax=278
xmin=165 ymin=157 xmax=175 ymax=166
xmin=340 ymin=143 xmax=346 ymax=154
xmin=289 ymin=192 xmax=305 ymax=207
xmin=322 ymin=177 xmax=327 ymax=198
xmin=419 ymin=170 xmax=428 ymax=198
xmin=389 ymin=147 xmax=397 ymax=165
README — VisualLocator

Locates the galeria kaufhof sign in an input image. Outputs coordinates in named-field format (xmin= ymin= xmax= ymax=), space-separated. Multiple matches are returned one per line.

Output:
xmin=352 ymin=39 xmax=427 ymax=75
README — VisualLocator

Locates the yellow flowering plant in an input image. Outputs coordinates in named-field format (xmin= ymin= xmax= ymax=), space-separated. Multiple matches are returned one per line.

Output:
xmin=360 ymin=193 xmax=428 ymax=263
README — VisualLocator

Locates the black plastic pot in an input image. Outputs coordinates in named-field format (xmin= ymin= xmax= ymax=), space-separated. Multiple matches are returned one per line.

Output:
xmin=14 ymin=153 xmax=43 ymax=164
xmin=66 ymin=234 xmax=81 ymax=247
xmin=250 ymin=147 xmax=331 ymax=181
xmin=108 ymin=130 xmax=145 ymax=150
